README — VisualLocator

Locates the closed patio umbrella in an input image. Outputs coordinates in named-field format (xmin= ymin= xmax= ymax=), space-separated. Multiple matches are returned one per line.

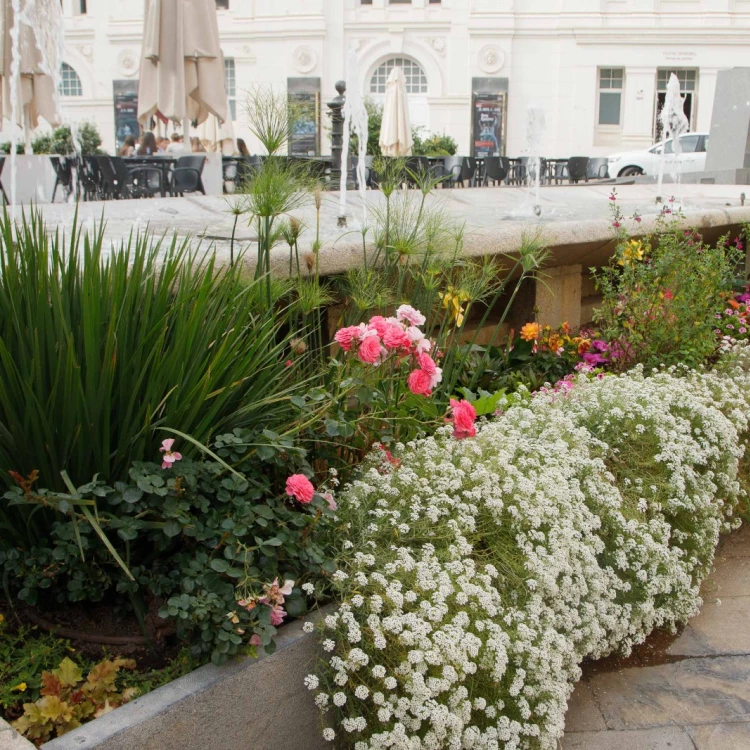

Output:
xmin=197 ymin=105 xmax=235 ymax=153
xmin=138 ymin=0 xmax=227 ymax=149
xmin=0 ymin=0 xmax=62 ymax=133
xmin=379 ymin=67 xmax=412 ymax=158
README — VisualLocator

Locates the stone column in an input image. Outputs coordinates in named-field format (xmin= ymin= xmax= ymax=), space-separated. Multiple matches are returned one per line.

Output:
xmin=534 ymin=264 xmax=583 ymax=329
xmin=327 ymin=80 xmax=346 ymax=190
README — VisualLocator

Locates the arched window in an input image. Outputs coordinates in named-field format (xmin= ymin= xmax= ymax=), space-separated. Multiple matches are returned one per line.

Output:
xmin=58 ymin=63 xmax=83 ymax=97
xmin=370 ymin=57 xmax=427 ymax=95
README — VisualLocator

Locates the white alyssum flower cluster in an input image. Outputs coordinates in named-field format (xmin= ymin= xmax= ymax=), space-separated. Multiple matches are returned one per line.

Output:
xmin=308 ymin=345 xmax=750 ymax=749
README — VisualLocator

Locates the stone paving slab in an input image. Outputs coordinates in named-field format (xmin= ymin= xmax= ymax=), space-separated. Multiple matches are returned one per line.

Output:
xmin=561 ymin=725 xmax=695 ymax=750
xmin=563 ymin=526 xmax=750 ymax=748
xmin=686 ymin=722 xmax=750 ymax=749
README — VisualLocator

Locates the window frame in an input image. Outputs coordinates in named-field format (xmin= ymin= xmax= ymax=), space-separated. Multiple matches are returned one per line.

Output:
xmin=224 ymin=57 xmax=236 ymax=121
xmin=370 ymin=57 xmax=428 ymax=95
xmin=58 ymin=62 xmax=83 ymax=97
xmin=596 ymin=67 xmax=624 ymax=128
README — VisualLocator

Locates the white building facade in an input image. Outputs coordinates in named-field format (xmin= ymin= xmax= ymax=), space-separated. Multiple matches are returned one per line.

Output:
xmin=55 ymin=0 xmax=750 ymax=159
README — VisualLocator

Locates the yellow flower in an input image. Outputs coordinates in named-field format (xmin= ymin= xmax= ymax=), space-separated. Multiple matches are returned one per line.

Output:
xmin=618 ymin=240 xmax=645 ymax=266
xmin=440 ymin=288 xmax=470 ymax=327
xmin=0 ymin=613 xmax=4 ymax=624
xmin=13 ymin=682 xmax=27 ymax=692
xmin=520 ymin=322 xmax=540 ymax=342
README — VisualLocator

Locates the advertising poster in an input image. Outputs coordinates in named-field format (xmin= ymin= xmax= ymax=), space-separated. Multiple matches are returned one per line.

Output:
xmin=289 ymin=91 xmax=319 ymax=156
xmin=113 ymin=80 xmax=139 ymax=150
xmin=473 ymin=94 xmax=504 ymax=158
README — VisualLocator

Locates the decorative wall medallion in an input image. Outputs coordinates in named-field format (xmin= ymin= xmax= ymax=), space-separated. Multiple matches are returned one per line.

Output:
xmin=79 ymin=44 xmax=92 ymax=58
xmin=478 ymin=45 xmax=505 ymax=74
xmin=427 ymin=37 xmax=446 ymax=58
xmin=293 ymin=46 xmax=317 ymax=74
xmin=118 ymin=49 xmax=138 ymax=77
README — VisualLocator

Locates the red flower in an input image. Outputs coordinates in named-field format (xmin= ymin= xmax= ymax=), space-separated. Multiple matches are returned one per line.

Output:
xmin=448 ymin=398 xmax=477 ymax=440
xmin=285 ymin=474 xmax=315 ymax=504
xmin=407 ymin=368 xmax=433 ymax=396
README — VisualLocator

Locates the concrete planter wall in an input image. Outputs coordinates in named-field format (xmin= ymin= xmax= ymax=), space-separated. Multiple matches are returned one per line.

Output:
xmin=40 ymin=610 xmax=329 ymax=750
xmin=3 ymin=155 xmax=58 ymax=205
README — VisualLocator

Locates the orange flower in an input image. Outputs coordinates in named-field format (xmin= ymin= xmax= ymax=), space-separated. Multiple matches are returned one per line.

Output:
xmin=560 ymin=322 xmax=571 ymax=335
xmin=520 ymin=322 xmax=540 ymax=342
xmin=546 ymin=334 xmax=563 ymax=352
xmin=577 ymin=338 xmax=592 ymax=355
xmin=728 ymin=299 xmax=741 ymax=310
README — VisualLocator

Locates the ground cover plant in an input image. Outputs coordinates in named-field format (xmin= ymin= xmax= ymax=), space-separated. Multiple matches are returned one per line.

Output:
xmin=308 ymin=345 xmax=750 ymax=748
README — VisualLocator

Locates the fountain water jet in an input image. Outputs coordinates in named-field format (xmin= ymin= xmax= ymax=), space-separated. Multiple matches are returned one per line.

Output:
xmin=524 ymin=106 xmax=546 ymax=216
xmin=656 ymin=73 xmax=689 ymax=207
xmin=339 ymin=50 xmax=369 ymax=228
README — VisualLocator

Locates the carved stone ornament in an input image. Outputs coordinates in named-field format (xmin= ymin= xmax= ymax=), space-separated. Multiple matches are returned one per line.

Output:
xmin=293 ymin=46 xmax=317 ymax=74
xmin=478 ymin=45 xmax=505 ymax=74
xmin=118 ymin=49 xmax=138 ymax=77
xmin=427 ymin=37 xmax=446 ymax=58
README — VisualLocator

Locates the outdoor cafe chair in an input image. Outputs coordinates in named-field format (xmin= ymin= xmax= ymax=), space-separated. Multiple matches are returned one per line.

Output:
xmin=518 ymin=156 xmax=547 ymax=186
xmin=50 ymin=156 xmax=74 ymax=203
xmin=169 ymin=154 xmax=206 ymax=196
xmin=0 ymin=157 xmax=6 ymax=204
xmin=565 ymin=156 xmax=590 ymax=184
xmin=78 ymin=155 xmax=104 ymax=201
xmin=482 ymin=156 xmax=509 ymax=187
xmin=441 ymin=156 xmax=476 ymax=188
xmin=587 ymin=157 xmax=609 ymax=180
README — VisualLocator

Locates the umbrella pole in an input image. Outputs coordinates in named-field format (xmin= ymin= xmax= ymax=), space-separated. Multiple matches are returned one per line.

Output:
xmin=23 ymin=115 xmax=32 ymax=155
xmin=183 ymin=117 xmax=191 ymax=153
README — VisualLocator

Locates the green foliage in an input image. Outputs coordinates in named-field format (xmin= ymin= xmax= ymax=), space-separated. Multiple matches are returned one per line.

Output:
xmin=593 ymin=207 xmax=742 ymax=371
xmin=412 ymin=130 xmax=458 ymax=156
xmin=12 ymin=655 xmax=137 ymax=743
xmin=0 ymin=212 xmax=303 ymax=550
xmin=0 ymin=429 xmax=334 ymax=665
xmin=17 ymin=123 xmax=105 ymax=156
xmin=0 ymin=614 xmax=73 ymax=714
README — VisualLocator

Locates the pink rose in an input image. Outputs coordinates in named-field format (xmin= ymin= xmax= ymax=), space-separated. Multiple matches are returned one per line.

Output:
xmin=414 ymin=337 xmax=432 ymax=354
xmin=396 ymin=304 xmax=426 ymax=327
xmin=449 ymin=398 xmax=476 ymax=440
xmin=334 ymin=325 xmax=363 ymax=352
xmin=407 ymin=368 xmax=433 ymax=396
xmin=249 ymin=633 xmax=261 ymax=646
xmin=429 ymin=366 xmax=443 ymax=390
xmin=367 ymin=315 xmax=389 ymax=338
xmin=358 ymin=334 xmax=383 ymax=364
xmin=383 ymin=323 xmax=411 ymax=351
xmin=321 ymin=492 xmax=337 ymax=511
xmin=406 ymin=326 xmax=425 ymax=344
xmin=286 ymin=473 xmax=315 ymax=504
xmin=416 ymin=353 xmax=437 ymax=376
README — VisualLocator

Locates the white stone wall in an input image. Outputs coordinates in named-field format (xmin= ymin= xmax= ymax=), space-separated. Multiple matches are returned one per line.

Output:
xmin=10 ymin=0 xmax=750 ymax=159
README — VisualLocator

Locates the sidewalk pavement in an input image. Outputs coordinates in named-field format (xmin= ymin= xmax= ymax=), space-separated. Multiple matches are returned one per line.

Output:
xmin=562 ymin=525 xmax=750 ymax=749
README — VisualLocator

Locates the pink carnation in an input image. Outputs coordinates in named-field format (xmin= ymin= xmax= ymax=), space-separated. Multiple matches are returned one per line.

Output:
xmin=383 ymin=323 xmax=411 ymax=351
xmin=358 ymin=334 xmax=383 ymax=364
xmin=334 ymin=325 xmax=363 ymax=352
xmin=449 ymin=398 xmax=477 ymax=440
xmin=407 ymin=368 xmax=433 ymax=396
xmin=416 ymin=353 xmax=437 ymax=376
xmin=285 ymin=473 xmax=315 ymax=504
xmin=396 ymin=304 xmax=426 ymax=327
xmin=367 ymin=315 xmax=389 ymax=338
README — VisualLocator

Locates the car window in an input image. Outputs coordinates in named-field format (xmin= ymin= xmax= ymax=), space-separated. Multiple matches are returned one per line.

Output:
xmin=663 ymin=139 xmax=674 ymax=155
xmin=699 ymin=135 xmax=708 ymax=153
xmin=678 ymin=134 xmax=700 ymax=154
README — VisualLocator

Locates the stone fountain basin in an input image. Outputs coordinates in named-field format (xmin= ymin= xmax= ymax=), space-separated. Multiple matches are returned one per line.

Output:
xmin=30 ymin=183 xmax=750 ymax=278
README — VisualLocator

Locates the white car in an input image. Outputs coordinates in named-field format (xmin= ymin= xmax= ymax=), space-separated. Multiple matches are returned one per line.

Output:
xmin=607 ymin=132 xmax=709 ymax=178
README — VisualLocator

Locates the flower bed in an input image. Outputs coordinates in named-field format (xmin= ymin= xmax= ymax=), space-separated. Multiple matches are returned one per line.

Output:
xmin=309 ymin=345 xmax=750 ymax=748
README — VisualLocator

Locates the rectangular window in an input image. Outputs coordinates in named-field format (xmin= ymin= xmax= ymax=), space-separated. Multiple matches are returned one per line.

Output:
xmin=288 ymin=78 xmax=321 ymax=157
xmin=224 ymin=58 xmax=236 ymax=121
xmin=216 ymin=0 xmax=229 ymax=9
xmin=361 ymin=0 xmax=373 ymax=4
xmin=597 ymin=68 xmax=624 ymax=126
xmin=390 ymin=1 xmax=412 ymax=4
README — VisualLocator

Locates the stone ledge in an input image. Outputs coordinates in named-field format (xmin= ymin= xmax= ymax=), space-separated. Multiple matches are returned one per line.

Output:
xmin=1 ymin=717 xmax=36 ymax=750
xmin=42 ymin=608 xmax=332 ymax=750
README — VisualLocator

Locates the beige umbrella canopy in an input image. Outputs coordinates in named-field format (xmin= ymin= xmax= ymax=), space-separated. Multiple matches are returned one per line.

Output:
xmin=0 ymin=0 xmax=61 ymax=130
xmin=138 ymin=0 xmax=227 ymax=130
xmin=197 ymin=106 xmax=235 ymax=153
xmin=379 ymin=67 xmax=413 ymax=158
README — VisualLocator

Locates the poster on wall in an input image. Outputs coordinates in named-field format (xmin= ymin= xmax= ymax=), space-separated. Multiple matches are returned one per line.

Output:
xmin=113 ymin=80 xmax=139 ymax=150
xmin=288 ymin=90 xmax=320 ymax=156
xmin=472 ymin=93 xmax=505 ymax=158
